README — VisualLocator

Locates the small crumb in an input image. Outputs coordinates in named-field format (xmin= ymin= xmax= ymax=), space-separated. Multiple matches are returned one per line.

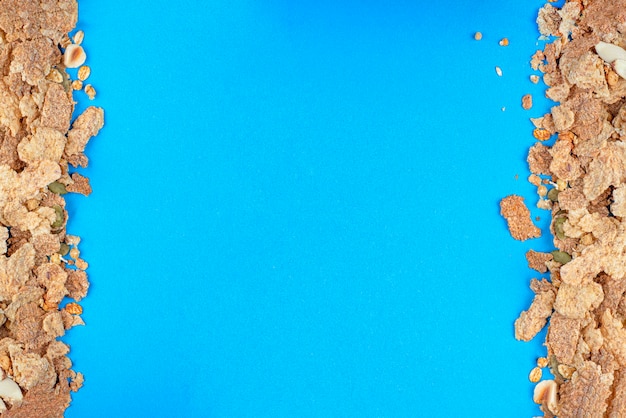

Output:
xmin=522 ymin=94 xmax=533 ymax=110
xmin=529 ymin=367 xmax=542 ymax=383
xmin=495 ymin=66 xmax=503 ymax=76
xmin=530 ymin=75 xmax=540 ymax=84
xmin=72 ymin=30 xmax=84 ymax=45
xmin=499 ymin=38 xmax=509 ymax=47
xmin=84 ymin=84 xmax=96 ymax=100
xmin=77 ymin=66 xmax=90 ymax=81
xmin=535 ymin=216 xmax=540 ymax=221
xmin=515 ymin=174 xmax=519 ymax=180
xmin=501 ymin=107 xmax=506 ymax=111
xmin=474 ymin=32 xmax=482 ymax=41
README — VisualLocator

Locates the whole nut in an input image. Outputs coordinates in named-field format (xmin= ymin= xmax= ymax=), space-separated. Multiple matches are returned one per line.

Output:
xmin=64 ymin=44 xmax=86 ymax=68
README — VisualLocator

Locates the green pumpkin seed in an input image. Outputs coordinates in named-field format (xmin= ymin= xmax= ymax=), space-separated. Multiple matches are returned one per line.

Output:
xmin=551 ymin=250 xmax=572 ymax=264
xmin=51 ymin=205 xmax=65 ymax=229
xmin=58 ymin=243 xmax=70 ymax=256
xmin=547 ymin=188 xmax=560 ymax=202
xmin=48 ymin=181 xmax=67 ymax=195
xmin=554 ymin=217 xmax=567 ymax=240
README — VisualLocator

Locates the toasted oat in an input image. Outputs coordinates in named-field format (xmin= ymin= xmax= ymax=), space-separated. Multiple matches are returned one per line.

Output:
xmin=474 ymin=32 xmax=482 ymax=41
xmin=529 ymin=367 xmax=542 ymax=383
xmin=533 ymin=128 xmax=551 ymax=141
xmin=495 ymin=66 xmax=502 ymax=77
xmin=72 ymin=30 xmax=84 ymax=46
xmin=77 ymin=65 xmax=90 ymax=81
xmin=64 ymin=303 xmax=82 ymax=315
xmin=71 ymin=79 xmax=83 ymax=91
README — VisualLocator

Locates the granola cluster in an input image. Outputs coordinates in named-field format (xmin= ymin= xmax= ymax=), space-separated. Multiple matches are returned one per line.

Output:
xmin=0 ymin=0 xmax=104 ymax=416
xmin=505 ymin=0 xmax=626 ymax=416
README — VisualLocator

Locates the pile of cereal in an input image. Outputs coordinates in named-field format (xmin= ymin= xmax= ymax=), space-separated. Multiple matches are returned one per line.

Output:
xmin=502 ymin=1 xmax=626 ymax=416
xmin=0 ymin=0 xmax=104 ymax=415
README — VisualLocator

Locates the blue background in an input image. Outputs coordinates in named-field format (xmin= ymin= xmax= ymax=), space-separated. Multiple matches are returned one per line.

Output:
xmin=63 ymin=1 xmax=558 ymax=416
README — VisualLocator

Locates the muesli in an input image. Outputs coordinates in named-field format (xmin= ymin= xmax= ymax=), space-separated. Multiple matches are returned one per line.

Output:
xmin=0 ymin=1 xmax=104 ymax=415
xmin=502 ymin=1 xmax=626 ymax=415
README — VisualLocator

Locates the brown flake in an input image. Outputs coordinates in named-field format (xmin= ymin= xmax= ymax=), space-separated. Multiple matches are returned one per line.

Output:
xmin=557 ymin=187 xmax=587 ymax=211
xmin=500 ymin=195 xmax=541 ymax=241
xmin=3 ymin=383 xmax=71 ymax=418
xmin=558 ymin=361 xmax=614 ymax=418
xmin=537 ymin=4 xmax=561 ymax=37
xmin=608 ymin=370 xmax=626 ymax=417
xmin=515 ymin=279 xmax=556 ymax=341
xmin=9 ymin=38 xmax=60 ymax=86
xmin=547 ymin=313 xmax=581 ymax=365
xmin=65 ymin=270 xmax=88 ymax=301
xmin=583 ymin=141 xmax=626 ymax=201
xmin=64 ymin=106 xmax=104 ymax=164
xmin=66 ymin=173 xmax=92 ymax=196
xmin=526 ymin=250 xmax=553 ymax=273
xmin=554 ymin=281 xmax=604 ymax=319
xmin=39 ymin=84 xmax=73 ymax=133
xmin=549 ymin=134 xmax=582 ymax=182
xmin=527 ymin=142 xmax=552 ymax=176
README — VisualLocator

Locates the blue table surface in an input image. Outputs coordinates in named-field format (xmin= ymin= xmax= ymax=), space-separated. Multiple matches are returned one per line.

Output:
xmin=63 ymin=1 xmax=560 ymax=416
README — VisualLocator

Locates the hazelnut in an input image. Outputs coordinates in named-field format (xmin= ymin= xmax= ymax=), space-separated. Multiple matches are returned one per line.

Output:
xmin=0 ymin=377 xmax=23 ymax=404
xmin=533 ymin=380 xmax=558 ymax=414
xmin=63 ymin=44 xmax=86 ymax=68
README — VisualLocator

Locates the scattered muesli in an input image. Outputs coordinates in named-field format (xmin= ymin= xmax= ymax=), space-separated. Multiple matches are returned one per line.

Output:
xmin=502 ymin=0 xmax=626 ymax=415
xmin=0 ymin=0 xmax=104 ymax=415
